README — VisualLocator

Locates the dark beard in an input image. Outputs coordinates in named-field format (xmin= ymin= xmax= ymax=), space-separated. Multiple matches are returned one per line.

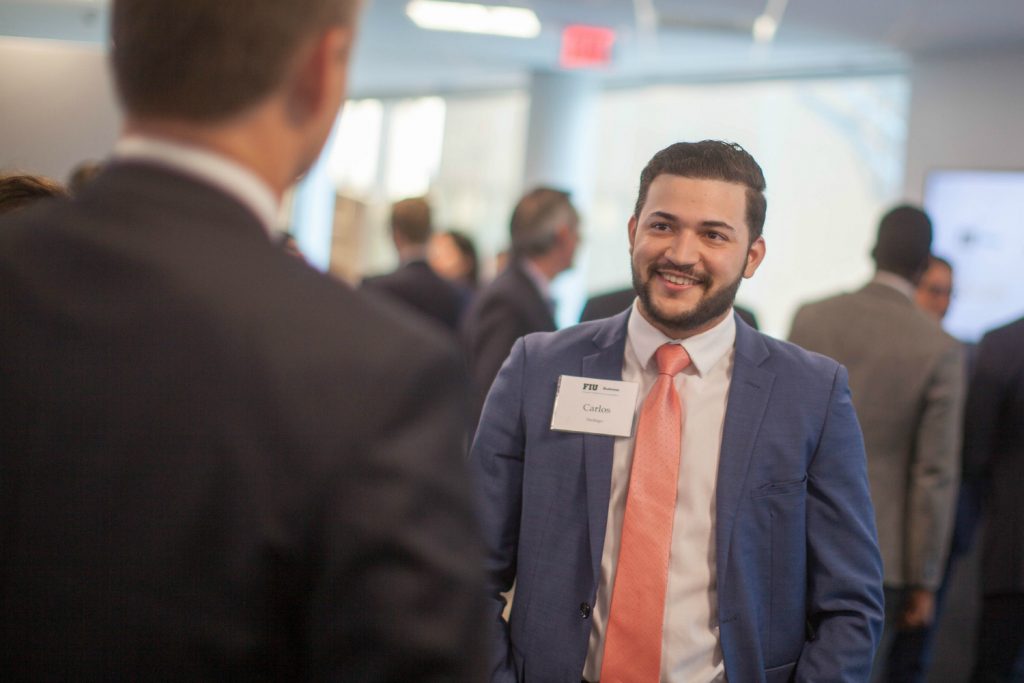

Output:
xmin=632 ymin=264 xmax=742 ymax=336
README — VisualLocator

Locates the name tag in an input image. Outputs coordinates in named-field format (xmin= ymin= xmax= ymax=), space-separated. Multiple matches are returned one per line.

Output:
xmin=550 ymin=375 xmax=640 ymax=438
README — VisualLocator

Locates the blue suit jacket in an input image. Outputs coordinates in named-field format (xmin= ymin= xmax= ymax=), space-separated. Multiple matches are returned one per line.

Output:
xmin=470 ymin=310 xmax=883 ymax=683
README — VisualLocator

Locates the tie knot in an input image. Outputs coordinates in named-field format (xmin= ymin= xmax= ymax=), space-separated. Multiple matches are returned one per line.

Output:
xmin=655 ymin=343 xmax=690 ymax=376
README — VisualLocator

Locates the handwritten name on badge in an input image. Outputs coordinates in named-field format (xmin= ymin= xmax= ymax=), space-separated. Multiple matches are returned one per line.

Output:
xmin=550 ymin=375 xmax=640 ymax=437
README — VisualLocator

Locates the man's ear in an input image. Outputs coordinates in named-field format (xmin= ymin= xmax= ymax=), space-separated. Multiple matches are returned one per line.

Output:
xmin=285 ymin=26 xmax=352 ymax=126
xmin=627 ymin=215 xmax=638 ymax=254
xmin=743 ymin=236 xmax=766 ymax=278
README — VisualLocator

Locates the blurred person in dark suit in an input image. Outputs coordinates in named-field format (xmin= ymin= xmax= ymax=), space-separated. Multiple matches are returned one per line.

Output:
xmin=362 ymin=196 xmax=463 ymax=331
xmin=0 ymin=0 xmax=484 ymax=680
xmin=965 ymin=315 xmax=1024 ymax=683
xmin=430 ymin=228 xmax=480 ymax=312
xmin=461 ymin=186 xmax=579 ymax=415
xmin=581 ymin=285 xmax=760 ymax=329
xmin=0 ymin=172 xmax=68 ymax=215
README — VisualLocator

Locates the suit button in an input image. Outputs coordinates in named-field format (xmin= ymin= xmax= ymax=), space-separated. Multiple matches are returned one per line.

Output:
xmin=580 ymin=602 xmax=591 ymax=619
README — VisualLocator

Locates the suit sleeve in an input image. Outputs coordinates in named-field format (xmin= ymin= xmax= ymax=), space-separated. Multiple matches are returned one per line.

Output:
xmin=468 ymin=337 xmax=528 ymax=683
xmin=796 ymin=364 xmax=885 ymax=683
xmin=466 ymin=298 xmax=528 ymax=418
xmin=905 ymin=342 xmax=965 ymax=589
xmin=962 ymin=334 xmax=1002 ymax=481
xmin=307 ymin=345 xmax=486 ymax=682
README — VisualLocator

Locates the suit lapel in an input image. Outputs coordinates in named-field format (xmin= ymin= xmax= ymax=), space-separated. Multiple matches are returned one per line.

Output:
xmin=716 ymin=318 xmax=775 ymax=596
xmin=581 ymin=311 xmax=631 ymax=582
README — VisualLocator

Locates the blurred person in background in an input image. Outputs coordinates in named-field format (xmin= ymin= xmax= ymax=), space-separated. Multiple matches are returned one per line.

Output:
xmin=0 ymin=0 xmax=483 ymax=679
xmin=915 ymin=255 xmax=954 ymax=322
xmin=461 ymin=186 xmax=580 ymax=417
xmin=362 ymin=196 xmax=463 ymax=332
xmin=887 ymin=252 xmax=977 ymax=682
xmin=964 ymin=315 xmax=1024 ymax=683
xmin=429 ymin=228 xmax=480 ymax=313
xmin=790 ymin=206 xmax=965 ymax=683
xmin=0 ymin=172 xmax=68 ymax=215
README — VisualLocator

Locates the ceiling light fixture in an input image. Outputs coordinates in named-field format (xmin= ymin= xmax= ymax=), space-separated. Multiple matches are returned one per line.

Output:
xmin=753 ymin=0 xmax=788 ymax=44
xmin=405 ymin=1 xmax=542 ymax=39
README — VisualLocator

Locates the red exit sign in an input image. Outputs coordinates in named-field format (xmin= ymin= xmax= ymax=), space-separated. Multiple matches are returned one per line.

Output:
xmin=560 ymin=24 xmax=616 ymax=69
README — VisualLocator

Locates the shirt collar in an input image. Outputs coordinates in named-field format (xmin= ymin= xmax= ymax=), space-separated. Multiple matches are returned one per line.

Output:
xmin=626 ymin=300 xmax=737 ymax=378
xmin=520 ymin=258 xmax=551 ymax=300
xmin=113 ymin=135 xmax=280 ymax=235
xmin=872 ymin=270 xmax=916 ymax=301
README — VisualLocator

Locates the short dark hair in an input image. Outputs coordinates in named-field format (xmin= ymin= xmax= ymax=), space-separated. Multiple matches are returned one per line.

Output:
xmin=633 ymin=140 xmax=767 ymax=242
xmin=390 ymin=197 xmax=432 ymax=245
xmin=872 ymin=205 xmax=933 ymax=280
xmin=0 ymin=173 xmax=68 ymax=216
xmin=111 ymin=0 xmax=359 ymax=122
xmin=509 ymin=187 xmax=578 ymax=257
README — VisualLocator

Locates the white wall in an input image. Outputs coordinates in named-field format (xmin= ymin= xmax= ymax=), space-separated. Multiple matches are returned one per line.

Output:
xmin=0 ymin=37 xmax=120 ymax=182
xmin=904 ymin=47 xmax=1024 ymax=201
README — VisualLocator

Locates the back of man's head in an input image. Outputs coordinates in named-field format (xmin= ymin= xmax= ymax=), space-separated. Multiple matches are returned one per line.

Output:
xmin=509 ymin=187 xmax=578 ymax=258
xmin=111 ymin=0 xmax=359 ymax=122
xmin=390 ymin=197 xmax=432 ymax=246
xmin=872 ymin=204 xmax=933 ymax=281
xmin=0 ymin=173 xmax=68 ymax=216
xmin=634 ymin=140 xmax=767 ymax=242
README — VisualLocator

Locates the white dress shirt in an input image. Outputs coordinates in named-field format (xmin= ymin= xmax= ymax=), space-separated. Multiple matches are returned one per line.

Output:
xmin=872 ymin=270 xmax=916 ymax=301
xmin=583 ymin=301 xmax=736 ymax=683
xmin=113 ymin=135 xmax=280 ymax=235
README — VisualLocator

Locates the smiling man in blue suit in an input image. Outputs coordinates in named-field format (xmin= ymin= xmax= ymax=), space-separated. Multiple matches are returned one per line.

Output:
xmin=471 ymin=140 xmax=884 ymax=683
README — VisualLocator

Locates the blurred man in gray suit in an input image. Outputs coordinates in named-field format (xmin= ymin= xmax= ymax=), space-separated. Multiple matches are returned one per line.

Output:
xmin=789 ymin=205 xmax=965 ymax=683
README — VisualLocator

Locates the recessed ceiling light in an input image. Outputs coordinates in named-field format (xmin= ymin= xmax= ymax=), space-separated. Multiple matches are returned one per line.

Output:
xmin=405 ymin=1 xmax=542 ymax=39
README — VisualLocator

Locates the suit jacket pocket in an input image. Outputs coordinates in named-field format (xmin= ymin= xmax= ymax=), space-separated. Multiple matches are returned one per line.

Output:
xmin=750 ymin=475 xmax=808 ymax=499
xmin=764 ymin=660 xmax=796 ymax=683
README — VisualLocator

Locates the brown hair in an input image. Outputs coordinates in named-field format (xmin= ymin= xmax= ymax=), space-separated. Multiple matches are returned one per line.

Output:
xmin=633 ymin=140 xmax=767 ymax=242
xmin=111 ymin=0 xmax=360 ymax=122
xmin=0 ymin=173 xmax=68 ymax=216
xmin=390 ymin=197 xmax=432 ymax=245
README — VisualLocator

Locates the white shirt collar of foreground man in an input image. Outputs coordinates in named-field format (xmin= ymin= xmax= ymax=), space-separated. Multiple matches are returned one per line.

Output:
xmin=114 ymin=135 xmax=280 ymax=236
xmin=583 ymin=302 xmax=737 ymax=683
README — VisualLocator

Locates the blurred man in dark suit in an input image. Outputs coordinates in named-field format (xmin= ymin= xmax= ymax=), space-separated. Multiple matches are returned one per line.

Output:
xmin=0 ymin=0 xmax=483 ymax=679
xmin=461 ymin=186 xmax=579 ymax=415
xmin=362 ymin=196 xmax=463 ymax=331
xmin=965 ymin=315 xmax=1024 ymax=682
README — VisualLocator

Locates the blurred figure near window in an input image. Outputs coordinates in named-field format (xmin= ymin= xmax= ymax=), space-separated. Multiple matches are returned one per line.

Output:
xmin=461 ymin=187 xmax=580 ymax=416
xmin=361 ymin=196 xmax=463 ymax=332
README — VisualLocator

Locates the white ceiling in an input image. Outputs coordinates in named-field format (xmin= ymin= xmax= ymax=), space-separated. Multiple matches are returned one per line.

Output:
xmin=2 ymin=0 xmax=1023 ymax=98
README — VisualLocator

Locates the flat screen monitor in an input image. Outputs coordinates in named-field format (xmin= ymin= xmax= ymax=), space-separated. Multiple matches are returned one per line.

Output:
xmin=924 ymin=169 xmax=1024 ymax=343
